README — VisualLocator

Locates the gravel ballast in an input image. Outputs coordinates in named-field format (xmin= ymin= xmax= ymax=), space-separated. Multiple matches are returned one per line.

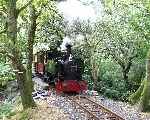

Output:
xmin=32 ymin=78 xmax=150 ymax=120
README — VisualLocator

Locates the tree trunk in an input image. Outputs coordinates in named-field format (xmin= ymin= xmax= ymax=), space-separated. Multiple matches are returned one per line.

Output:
xmin=140 ymin=52 xmax=150 ymax=112
xmin=15 ymin=64 xmax=35 ymax=109
xmin=27 ymin=5 xmax=37 ymax=92
xmin=122 ymin=69 xmax=130 ymax=89
xmin=90 ymin=58 xmax=99 ymax=90
xmin=122 ymin=61 xmax=132 ymax=90
xmin=129 ymin=79 xmax=145 ymax=104
xmin=11 ymin=49 xmax=36 ymax=109
xmin=122 ymin=69 xmax=128 ymax=81
xmin=129 ymin=50 xmax=150 ymax=112
xmin=7 ymin=0 xmax=35 ymax=109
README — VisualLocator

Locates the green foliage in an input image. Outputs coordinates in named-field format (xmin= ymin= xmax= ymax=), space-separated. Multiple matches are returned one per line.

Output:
xmin=19 ymin=110 xmax=30 ymax=120
xmin=104 ymin=89 xmax=120 ymax=100
xmin=69 ymin=1 xmax=146 ymax=100
xmin=129 ymin=79 xmax=145 ymax=104
xmin=1 ymin=0 xmax=150 ymax=110
xmin=140 ymin=78 xmax=150 ymax=112
xmin=32 ymin=0 xmax=49 ymax=7
xmin=90 ymin=58 xmax=144 ymax=101
xmin=33 ymin=1 xmax=65 ymax=50
xmin=0 ymin=102 xmax=13 ymax=119
xmin=94 ymin=60 xmax=125 ymax=100
xmin=45 ymin=60 xmax=56 ymax=73
xmin=0 ymin=63 xmax=15 ymax=87
xmin=128 ymin=59 xmax=145 ymax=86
xmin=82 ymin=69 xmax=93 ymax=90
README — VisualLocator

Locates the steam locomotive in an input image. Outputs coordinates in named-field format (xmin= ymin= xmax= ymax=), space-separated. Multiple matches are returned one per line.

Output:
xmin=34 ymin=43 xmax=87 ymax=94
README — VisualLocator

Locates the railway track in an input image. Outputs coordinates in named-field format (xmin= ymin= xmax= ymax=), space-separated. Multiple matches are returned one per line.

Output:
xmin=36 ymin=81 xmax=125 ymax=120
xmin=67 ymin=95 xmax=125 ymax=120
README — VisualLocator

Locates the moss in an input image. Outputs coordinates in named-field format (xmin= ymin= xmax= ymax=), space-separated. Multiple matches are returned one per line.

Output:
xmin=9 ymin=109 xmax=32 ymax=120
xmin=7 ymin=112 xmax=17 ymax=119
xmin=19 ymin=110 xmax=30 ymax=120
xmin=129 ymin=78 xmax=150 ymax=112
xmin=140 ymin=79 xmax=150 ymax=112
xmin=128 ymin=79 xmax=145 ymax=104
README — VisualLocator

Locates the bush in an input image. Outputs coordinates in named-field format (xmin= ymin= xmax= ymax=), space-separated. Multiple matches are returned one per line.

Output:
xmin=95 ymin=59 xmax=142 ymax=101
xmin=81 ymin=57 xmax=144 ymax=101
xmin=82 ymin=66 xmax=93 ymax=90
xmin=104 ymin=89 xmax=120 ymax=100
xmin=0 ymin=63 xmax=15 ymax=87
xmin=0 ymin=102 xmax=13 ymax=119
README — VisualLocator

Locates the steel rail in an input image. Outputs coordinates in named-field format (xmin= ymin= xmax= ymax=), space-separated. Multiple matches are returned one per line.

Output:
xmin=83 ymin=96 xmax=125 ymax=120
xmin=68 ymin=96 xmax=101 ymax=120
xmin=47 ymin=86 xmax=124 ymax=120
xmin=68 ymin=95 xmax=125 ymax=120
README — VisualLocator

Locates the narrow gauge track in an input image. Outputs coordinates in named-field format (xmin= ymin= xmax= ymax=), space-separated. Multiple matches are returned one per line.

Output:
xmin=67 ymin=95 xmax=125 ymax=120
xmin=47 ymin=86 xmax=124 ymax=120
xmin=35 ymin=73 xmax=124 ymax=119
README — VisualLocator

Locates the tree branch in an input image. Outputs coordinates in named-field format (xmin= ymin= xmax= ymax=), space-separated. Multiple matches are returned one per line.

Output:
xmin=95 ymin=29 xmax=107 ymax=48
xmin=47 ymin=4 xmax=63 ymax=19
xmin=129 ymin=3 xmax=150 ymax=14
xmin=0 ymin=3 xmax=7 ymax=14
xmin=0 ymin=22 xmax=8 ymax=34
xmin=17 ymin=0 xmax=33 ymax=16
xmin=0 ymin=29 xmax=7 ymax=34
xmin=0 ymin=49 xmax=14 ymax=59
xmin=0 ymin=10 xmax=7 ymax=17
xmin=124 ymin=54 xmax=137 ymax=73
xmin=84 ymin=34 xmax=91 ymax=47
xmin=105 ymin=46 xmax=125 ymax=68
xmin=34 ymin=1 xmax=51 ymax=18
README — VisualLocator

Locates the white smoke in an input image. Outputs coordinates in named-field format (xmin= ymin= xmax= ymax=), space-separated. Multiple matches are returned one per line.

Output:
xmin=58 ymin=0 xmax=104 ymax=50
xmin=57 ymin=0 xmax=104 ymax=22
xmin=60 ymin=36 xmax=72 ymax=51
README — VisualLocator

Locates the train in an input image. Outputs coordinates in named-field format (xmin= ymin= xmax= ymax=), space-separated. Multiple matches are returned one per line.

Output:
xmin=33 ymin=43 xmax=88 ymax=94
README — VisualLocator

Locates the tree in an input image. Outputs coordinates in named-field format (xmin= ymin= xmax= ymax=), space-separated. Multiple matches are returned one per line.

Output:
xmin=26 ymin=0 xmax=63 ymax=92
xmin=5 ymin=0 xmax=36 ymax=109
xmin=68 ymin=19 xmax=106 ymax=90
xmin=0 ymin=0 xmax=60 ymax=109
xmin=101 ymin=21 xmax=139 ymax=90
xmin=103 ymin=0 xmax=150 ymax=112
xmin=126 ymin=0 xmax=150 ymax=112
xmin=35 ymin=1 xmax=65 ymax=49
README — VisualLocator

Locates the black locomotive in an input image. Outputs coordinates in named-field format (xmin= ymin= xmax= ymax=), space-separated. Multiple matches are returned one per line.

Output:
xmin=35 ymin=43 xmax=87 ymax=93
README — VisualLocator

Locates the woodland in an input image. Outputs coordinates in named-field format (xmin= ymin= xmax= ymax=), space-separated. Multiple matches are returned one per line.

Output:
xmin=0 ymin=0 xmax=150 ymax=119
